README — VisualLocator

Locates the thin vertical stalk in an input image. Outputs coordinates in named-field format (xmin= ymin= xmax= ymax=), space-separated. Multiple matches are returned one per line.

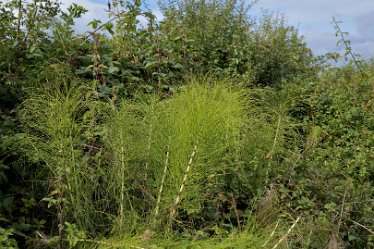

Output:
xmin=67 ymin=132 xmax=78 ymax=224
xmin=144 ymin=123 xmax=153 ymax=182
xmin=332 ymin=17 xmax=362 ymax=74
xmin=16 ymin=0 xmax=22 ymax=42
xmin=57 ymin=141 xmax=66 ymax=249
xmin=119 ymin=142 xmax=125 ymax=231
xmin=272 ymin=216 xmax=301 ymax=249
xmin=231 ymin=196 xmax=242 ymax=233
xmin=169 ymin=143 xmax=198 ymax=229
xmin=265 ymin=115 xmax=282 ymax=185
xmin=153 ymin=142 xmax=170 ymax=224
xmin=154 ymin=30 xmax=162 ymax=92
xmin=118 ymin=132 xmax=133 ymax=232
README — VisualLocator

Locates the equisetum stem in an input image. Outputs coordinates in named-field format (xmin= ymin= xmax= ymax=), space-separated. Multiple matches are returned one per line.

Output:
xmin=272 ymin=216 xmax=301 ymax=249
xmin=144 ymin=123 xmax=153 ymax=182
xmin=266 ymin=115 xmax=282 ymax=185
xmin=119 ymin=132 xmax=133 ymax=231
xmin=169 ymin=143 xmax=198 ymax=228
xmin=154 ymin=145 xmax=170 ymax=223
xmin=119 ymin=143 xmax=125 ymax=230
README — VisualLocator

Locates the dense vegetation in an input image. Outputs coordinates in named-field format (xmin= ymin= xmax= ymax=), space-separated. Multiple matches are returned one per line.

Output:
xmin=0 ymin=0 xmax=372 ymax=248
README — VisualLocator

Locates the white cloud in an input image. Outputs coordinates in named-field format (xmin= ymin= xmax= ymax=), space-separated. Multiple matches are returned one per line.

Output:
xmin=354 ymin=11 xmax=374 ymax=41
xmin=152 ymin=9 xmax=164 ymax=22
xmin=251 ymin=0 xmax=374 ymax=56
xmin=59 ymin=0 xmax=164 ymax=34
xmin=302 ymin=30 xmax=338 ymax=55
xmin=47 ymin=0 xmax=374 ymax=57
xmin=59 ymin=0 xmax=108 ymax=33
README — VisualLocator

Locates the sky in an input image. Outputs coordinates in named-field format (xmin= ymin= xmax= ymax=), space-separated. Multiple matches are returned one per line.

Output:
xmin=61 ymin=0 xmax=374 ymax=58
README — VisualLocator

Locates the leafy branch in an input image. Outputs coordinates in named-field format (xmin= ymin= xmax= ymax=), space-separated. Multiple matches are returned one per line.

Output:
xmin=332 ymin=16 xmax=363 ymax=74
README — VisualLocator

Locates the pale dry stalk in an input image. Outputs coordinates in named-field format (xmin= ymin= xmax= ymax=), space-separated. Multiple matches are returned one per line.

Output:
xmin=169 ymin=144 xmax=198 ymax=226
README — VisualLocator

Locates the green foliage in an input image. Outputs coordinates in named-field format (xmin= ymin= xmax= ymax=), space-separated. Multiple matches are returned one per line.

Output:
xmin=270 ymin=65 xmax=374 ymax=248
xmin=98 ymin=80 xmax=250 ymax=234
xmin=71 ymin=213 xmax=276 ymax=249
xmin=102 ymin=99 xmax=146 ymax=233
xmin=0 ymin=228 xmax=18 ymax=249
xmin=303 ymin=66 xmax=373 ymax=248
xmin=74 ymin=0 xmax=315 ymax=96
xmin=159 ymin=0 xmax=253 ymax=75
xmin=158 ymin=1 xmax=315 ymax=86
xmin=151 ymin=81 xmax=246 ymax=230
xmin=0 ymin=0 xmax=373 ymax=248
xmin=18 ymin=66 xmax=100 ymax=247
xmin=0 ymin=0 xmax=60 ymax=88
xmin=332 ymin=17 xmax=364 ymax=74
xmin=250 ymin=12 xmax=315 ymax=86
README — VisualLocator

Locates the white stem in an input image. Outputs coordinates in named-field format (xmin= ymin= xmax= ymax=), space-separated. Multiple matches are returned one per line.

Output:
xmin=154 ymin=147 xmax=169 ymax=219
xmin=170 ymin=144 xmax=198 ymax=220
xmin=272 ymin=216 xmax=301 ymax=249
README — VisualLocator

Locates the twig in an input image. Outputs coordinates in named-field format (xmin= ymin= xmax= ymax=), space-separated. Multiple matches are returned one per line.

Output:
xmin=337 ymin=185 xmax=349 ymax=234
xmin=332 ymin=17 xmax=363 ymax=74
xmin=348 ymin=219 xmax=374 ymax=235
xmin=231 ymin=196 xmax=242 ymax=233
xmin=82 ymin=144 xmax=100 ymax=151
xmin=83 ymin=12 xmax=124 ymax=41
xmin=272 ymin=216 xmax=301 ymax=249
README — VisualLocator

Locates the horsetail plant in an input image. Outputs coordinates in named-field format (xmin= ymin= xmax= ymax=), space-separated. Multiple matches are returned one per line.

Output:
xmin=20 ymin=68 xmax=96 ymax=247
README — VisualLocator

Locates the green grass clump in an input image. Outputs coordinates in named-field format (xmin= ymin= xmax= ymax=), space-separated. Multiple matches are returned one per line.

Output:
xmin=100 ymin=79 xmax=249 ymax=235
xmin=20 ymin=72 xmax=99 ymax=237
xmin=75 ymin=213 xmax=277 ymax=249
xmin=19 ymin=76 xmax=305 ymax=248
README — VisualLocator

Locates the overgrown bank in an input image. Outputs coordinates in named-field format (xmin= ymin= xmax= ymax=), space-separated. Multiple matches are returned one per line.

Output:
xmin=0 ymin=0 xmax=373 ymax=248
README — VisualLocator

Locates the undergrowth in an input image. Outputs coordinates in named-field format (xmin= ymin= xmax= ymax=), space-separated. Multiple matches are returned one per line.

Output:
xmin=0 ymin=1 xmax=373 ymax=248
